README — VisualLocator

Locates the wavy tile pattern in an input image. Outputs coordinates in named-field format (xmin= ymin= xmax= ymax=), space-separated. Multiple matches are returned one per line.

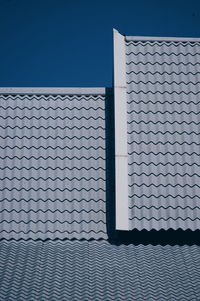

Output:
xmin=126 ymin=40 xmax=200 ymax=230
xmin=0 ymin=240 xmax=200 ymax=300
xmin=0 ymin=94 xmax=107 ymax=239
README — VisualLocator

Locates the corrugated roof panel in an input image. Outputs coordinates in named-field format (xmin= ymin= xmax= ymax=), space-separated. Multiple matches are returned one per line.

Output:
xmin=126 ymin=39 xmax=200 ymax=230
xmin=1 ymin=241 xmax=200 ymax=300
xmin=0 ymin=93 xmax=107 ymax=239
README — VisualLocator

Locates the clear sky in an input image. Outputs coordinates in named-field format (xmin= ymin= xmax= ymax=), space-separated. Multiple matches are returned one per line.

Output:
xmin=0 ymin=0 xmax=200 ymax=87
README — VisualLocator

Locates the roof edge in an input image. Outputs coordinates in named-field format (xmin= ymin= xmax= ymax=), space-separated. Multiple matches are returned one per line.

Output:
xmin=0 ymin=87 xmax=108 ymax=95
xmin=126 ymin=36 xmax=200 ymax=42
xmin=113 ymin=29 xmax=129 ymax=231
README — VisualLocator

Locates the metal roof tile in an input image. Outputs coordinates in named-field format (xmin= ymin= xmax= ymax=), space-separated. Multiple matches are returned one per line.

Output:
xmin=0 ymin=240 xmax=200 ymax=300
xmin=126 ymin=39 xmax=200 ymax=230
xmin=0 ymin=93 xmax=107 ymax=240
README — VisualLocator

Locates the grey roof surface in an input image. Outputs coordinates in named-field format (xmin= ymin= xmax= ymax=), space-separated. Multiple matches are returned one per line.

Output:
xmin=126 ymin=39 xmax=200 ymax=230
xmin=0 ymin=93 xmax=107 ymax=239
xmin=1 ymin=35 xmax=200 ymax=301
xmin=0 ymin=240 xmax=200 ymax=301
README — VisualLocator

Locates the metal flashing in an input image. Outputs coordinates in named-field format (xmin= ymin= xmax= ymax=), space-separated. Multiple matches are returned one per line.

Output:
xmin=113 ymin=29 xmax=129 ymax=230
xmin=126 ymin=36 xmax=200 ymax=42
xmin=0 ymin=87 xmax=106 ymax=95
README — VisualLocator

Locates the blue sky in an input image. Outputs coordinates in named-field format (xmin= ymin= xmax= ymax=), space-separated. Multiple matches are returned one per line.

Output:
xmin=0 ymin=0 xmax=200 ymax=87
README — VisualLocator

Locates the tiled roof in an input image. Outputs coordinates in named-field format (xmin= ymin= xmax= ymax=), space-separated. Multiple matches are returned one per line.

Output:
xmin=0 ymin=92 xmax=107 ymax=240
xmin=126 ymin=39 xmax=200 ymax=230
xmin=1 ymin=32 xmax=200 ymax=301
xmin=1 ymin=240 xmax=200 ymax=300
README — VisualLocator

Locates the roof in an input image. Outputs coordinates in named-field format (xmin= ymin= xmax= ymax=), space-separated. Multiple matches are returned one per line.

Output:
xmin=114 ymin=29 xmax=200 ymax=231
xmin=1 ymin=240 xmax=200 ymax=301
xmin=1 ymin=31 xmax=200 ymax=301
xmin=0 ymin=89 xmax=109 ymax=240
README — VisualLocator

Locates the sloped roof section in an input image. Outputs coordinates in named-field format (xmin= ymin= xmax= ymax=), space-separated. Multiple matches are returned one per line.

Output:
xmin=0 ymin=88 xmax=107 ymax=239
xmin=114 ymin=30 xmax=200 ymax=231
xmin=1 ymin=240 xmax=200 ymax=300
xmin=126 ymin=37 xmax=200 ymax=230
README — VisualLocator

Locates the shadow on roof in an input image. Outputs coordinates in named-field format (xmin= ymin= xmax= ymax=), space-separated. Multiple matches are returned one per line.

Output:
xmin=108 ymin=229 xmax=200 ymax=246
